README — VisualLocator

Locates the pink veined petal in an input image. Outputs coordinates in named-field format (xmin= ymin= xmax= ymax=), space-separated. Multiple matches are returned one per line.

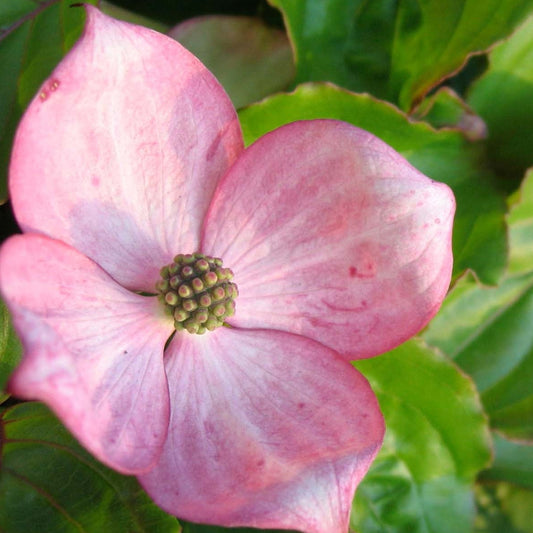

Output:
xmin=0 ymin=234 xmax=173 ymax=474
xmin=202 ymin=120 xmax=455 ymax=359
xmin=9 ymin=6 xmax=243 ymax=292
xmin=139 ymin=327 xmax=384 ymax=533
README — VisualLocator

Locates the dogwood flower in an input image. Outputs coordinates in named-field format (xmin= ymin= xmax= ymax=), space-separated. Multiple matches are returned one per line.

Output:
xmin=0 ymin=7 xmax=455 ymax=533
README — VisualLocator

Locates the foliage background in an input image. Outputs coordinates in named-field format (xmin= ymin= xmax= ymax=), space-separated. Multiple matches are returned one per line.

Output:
xmin=1 ymin=0 xmax=533 ymax=531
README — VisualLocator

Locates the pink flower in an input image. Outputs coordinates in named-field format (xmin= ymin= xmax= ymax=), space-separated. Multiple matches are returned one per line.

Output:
xmin=0 ymin=7 xmax=455 ymax=533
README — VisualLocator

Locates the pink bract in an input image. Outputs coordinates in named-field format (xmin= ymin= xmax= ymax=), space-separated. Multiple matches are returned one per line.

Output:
xmin=0 ymin=7 xmax=455 ymax=533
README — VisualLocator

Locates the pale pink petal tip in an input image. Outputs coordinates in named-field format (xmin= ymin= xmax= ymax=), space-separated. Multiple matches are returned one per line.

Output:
xmin=0 ymin=234 xmax=173 ymax=474
xmin=139 ymin=328 xmax=384 ymax=533
xmin=203 ymin=119 xmax=455 ymax=359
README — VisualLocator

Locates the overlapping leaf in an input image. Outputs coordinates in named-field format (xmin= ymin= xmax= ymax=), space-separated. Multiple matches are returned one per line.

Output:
xmin=469 ymin=15 xmax=533 ymax=182
xmin=507 ymin=169 xmax=533 ymax=275
xmin=481 ymin=432 xmax=533 ymax=490
xmin=424 ymin=269 xmax=533 ymax=441
xmin=169 ymin=15 xmax=294 ymax=109
xmin=0 ymin=402 xmax=180 ymax=533
xmin=270 ymin=0 xmax=533 ymax=110
xmin=413 ymin=87 xmax=487 ymax=141
xmin=474 ymin=483 xmax=533 ymax=533
xmin=239 ymin=83 xmax=507 ymax=284
xmin=424 ymin=169 xmax=533 ymax=441
xmin=352 ymin=339 xmax=491 ymax=533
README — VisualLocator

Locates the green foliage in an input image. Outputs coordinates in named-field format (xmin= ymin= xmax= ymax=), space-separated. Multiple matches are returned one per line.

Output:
xmin=0 ymin=402 xmax=180 ymax=533
xmin=2 ymin=0 xmax=533 ymax=531
xmin=169 ymin=16 xmax=294 ymax=109
xmin=474 ymin=483 xmax=533 ymax=533
xmin=271 ymin=0 xmax=533 ymax=110
xmin=353 ymin=339 xmax=491 ymax=533
xmin=423 ymin=168 xmax=533 ymax=441
xmin=507 ymin=169 xmax=533 ymax=275
xmin=0 ymin=298 xmax=21 ymax=400
xmin=469 ymin=15 xmax=533 ymax=183
xmin=239 ymin=84 xmax=507 ymax=284
xmin=412 ymin=87 xmax=487 ymax=141
xmin=481 ymin=432 xmax=533 ymax=490
xmin=424 ymin=270 xmax=533 ymax=441
xmin=475 ymin=431 xmax=533 ymax=533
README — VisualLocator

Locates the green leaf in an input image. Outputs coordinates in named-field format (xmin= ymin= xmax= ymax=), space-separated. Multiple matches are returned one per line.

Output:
xmin=0 ymin=298 xmax=21 ymax=400
xmin=352 ymin=339 xmax=491 ymax=533
xmin=413 ymin=87 xmax=487 ymax=141
xmin=270 ymin=0 xmax=398 ymax=99
xmin=169 ymin=16 xmax=294 ymax=109
xmin=424 ymin=167 xmax=533 ymax=440
xmin=494 ymin=484 xmax=533 ymax=533
xmin=468 ymin=15 xmax=533 ymax=182
xmin=474 ymin=483 xmax=533 ymax=533
xmin=480 ymin=432 xmax=533 ymax=491
xmin=475 ymin=433 xmax=533 ymax=531
xmin=0 ymin=0 xmax=97 ymax=204
xmin=271 ymin=0 xmax=533 ymax=110
xmin=238 ymin=83 xmax=507 ymax=284
xmin=508 ymin=168 xmax=533 ymax=276
xmin=0 ymin=402 xmax=179 ymax=533
xmin=423 ymin=270 xmax=533 ymax=441
xmin=388 ymin=0 xmax=533 ymax=110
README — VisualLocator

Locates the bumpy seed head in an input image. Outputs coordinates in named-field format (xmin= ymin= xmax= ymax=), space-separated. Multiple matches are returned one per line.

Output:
xmin=156 ymin=252 xmax=238 ymax=335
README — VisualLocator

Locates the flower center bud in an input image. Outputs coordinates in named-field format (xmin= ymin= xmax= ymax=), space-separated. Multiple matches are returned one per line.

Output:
xmin=156 ymin=253 xmax=238 ymax=335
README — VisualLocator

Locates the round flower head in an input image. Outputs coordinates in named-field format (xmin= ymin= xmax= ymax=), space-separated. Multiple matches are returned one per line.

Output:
xmin=0 ymin=7 xmax=455 ymax=533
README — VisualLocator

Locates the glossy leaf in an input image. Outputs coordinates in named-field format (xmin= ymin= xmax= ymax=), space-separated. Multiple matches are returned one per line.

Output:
xmin=352 ymin=339 xmax=491 ymax=533
xmin=423 ymin=270 xmax=533 ymax=441
xmin=469 ymin=15 xmax=533 ymax=182
xmin=480 ymin=432 xmax=533 ymax=490
xmin=424 ymin=167 xmax=533 ymax=440
xmin=169 ymin=15 xmax=294 ymax=108
xmin=413 ymin=87 xmax=487 ymax=141
xmin=271 ymin=0 xmax=533 ymax=110
xmin=0 ymin=402 xmax=179 ymax=533
xmin=0 ymin=0 xmax=97 ymax=203
xmin=270 ymin=0 xmax=397 ymax=100
xmin=475 ymin=432 xmax=533 ymax=531
xmin=388 ymin=0 xmax=533 ymax=110
xmin=474 ymin=483 xmax=533 ymax=533
xmin=0 ymin=297 xmax=21 ymax=399
xmin=508 ymin=168 xmax=533 ymax=275
xmin=238 ymin=83 xmax=507 ymax=284
xmin=493 ymin=484 xmax=533 ymax=533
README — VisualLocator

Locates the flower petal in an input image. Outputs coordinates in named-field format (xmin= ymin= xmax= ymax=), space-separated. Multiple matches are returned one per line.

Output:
xmin=203 ymin=120 xmax=455 ymax=359
xmin=0 ymin=234 xmax=173 ymax=474
xmin=9 ymin=7 xmax=243 ymax=292
xmin=139 ymin=328 xmax=384 ymax=532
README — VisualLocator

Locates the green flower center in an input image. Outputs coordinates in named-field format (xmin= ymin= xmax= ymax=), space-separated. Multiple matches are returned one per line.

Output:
xmin=156 ymin=253 xmax=238 ymax=335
